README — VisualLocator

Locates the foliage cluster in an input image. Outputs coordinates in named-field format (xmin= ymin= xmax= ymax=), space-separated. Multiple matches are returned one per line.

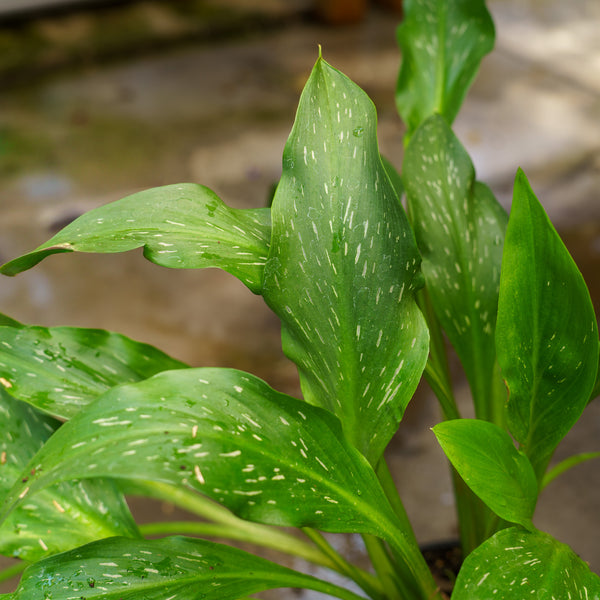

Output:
xmin=0 ymin=0 xmax=599 ymax=598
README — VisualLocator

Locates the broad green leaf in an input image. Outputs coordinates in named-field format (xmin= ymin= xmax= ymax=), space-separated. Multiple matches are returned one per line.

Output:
xmin=6 ymin=536 xmax=366 ymax=600
xmin=496 ymin=169 xmax=599 ymax=478
xmin=0 ymin=183 xmax=271 ymax=293
xmin=433 ymin=419 xmax=537 ymax=529
xmin=403 ymin=115 xmax=507 ymax=419
xmin=0 ymin=368 xmax=439 ymax=598
xmin=1 ymin=368 xmax=399 ymax=540
xmin=262 ymin=56 xmax=429 ymax=464
xmin=396 ymin=0 xmax=495 ymax=139
xmin=0 ymin=324 xmax=186 ymax=420
xmin=0 ymin=389 xmax=139 ymax=562
xmin=453 ymin=527 xmax=600 ymax=600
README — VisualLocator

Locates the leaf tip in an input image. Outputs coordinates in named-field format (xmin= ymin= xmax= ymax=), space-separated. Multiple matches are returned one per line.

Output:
xmin=514 ymin=166 xmax=528 ymax=185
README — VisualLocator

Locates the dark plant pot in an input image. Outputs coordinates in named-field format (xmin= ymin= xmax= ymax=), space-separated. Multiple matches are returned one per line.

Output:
xmin=421 ymin=540 xmax=463 ymax=598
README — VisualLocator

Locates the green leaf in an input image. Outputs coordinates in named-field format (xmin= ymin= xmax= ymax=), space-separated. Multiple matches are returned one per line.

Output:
xmin=0 ymin=389 xmax=139 ymax=562
xmin=396 ymin=0 xmax=495 ymax=139
xmin=1 ymin=368 xmax=398 ymax=540
xmin=262 ymin=56 xmax=429 ymax=464
xmin=7 ymin=536 xmax=367 ymax=600
xmin=433 ymin=419 xmax=538 ymax=529
xmin=0 ymin=184 xmax=271 ymax=293
xmin=0 ymin=324 xmax=186 ymax=420
xmin=588 ymin=360 xmax=600 ymax=404
xmin=381 ymin=155 xmax=404 ymax=200
xmin=496 ymin=169 xmax=600 ymax=477
xmin=403 ymin=115 xmax=508 ymax=419
xmin=453 ymin=527 xmax=600 ymax=600
xmin=0 ymin=314 xmax=22 ymax=329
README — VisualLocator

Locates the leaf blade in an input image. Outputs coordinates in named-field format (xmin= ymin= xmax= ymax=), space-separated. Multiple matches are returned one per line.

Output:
xmin=0 ymin=325 xmax=187 ymax=419
xmin=433 ymin=419 xmax=538 ymax=529
xmin=0 ymin=390 xmax=139 ymax=562
xmin=1 ymin=368 xmax=397 ymax=540
xmin=403 ymin=115 xmax=508 ymax=418
xmin=262 ymin=56 xmax=429 ymax=464
xmin=453 ymin=527 xmax=600 ymax=600
xmin=396 ymin=0 xmax=495 ymax=138
xmin=0 ymin=184 xmax=271 ymax=293
xmin=496 ymin=169 xmax=600 ymax=476
xmin=9 ymin=536 xmax=366 ymax=600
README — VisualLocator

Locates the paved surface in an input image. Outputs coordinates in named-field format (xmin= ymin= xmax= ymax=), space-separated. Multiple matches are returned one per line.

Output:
xmin=0 ymin=0 xmax=599 ymax=594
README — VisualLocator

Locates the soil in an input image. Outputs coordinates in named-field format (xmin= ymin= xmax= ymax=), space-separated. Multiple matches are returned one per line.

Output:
xmin=421 ymin=541 xmax=463 ymax=599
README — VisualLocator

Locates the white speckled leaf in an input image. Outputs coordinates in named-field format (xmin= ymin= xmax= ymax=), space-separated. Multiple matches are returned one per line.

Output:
xmin=396 ymin=0 xmax=495 ymax=138
xmin=433 ymin=419 xmax=537 ymax=529
xmin=6 ymin=536 xmax=366 ymax=600
xmin=453 ymin=527 xmax=600 ymax=600
xmin=262 ymin=56 xmax=428 ymax=464
xmin=1 ymin=368 xmax=399 ymax=541
xmin=0 ymin=389 xmax=139 ymax=562
xmin=496 ymin=170 xmax=599 ymax=477
xmin=0 ymin=325 xmax=186 ymax=420
xmin=0 ymin=184 xmax=271 ymax=293
xmin=403 ymin=115 xmax=507 ymax=417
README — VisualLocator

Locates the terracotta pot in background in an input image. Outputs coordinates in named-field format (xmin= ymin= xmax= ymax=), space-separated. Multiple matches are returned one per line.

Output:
xmin=315 ymin=0 xmax=403 ymax=25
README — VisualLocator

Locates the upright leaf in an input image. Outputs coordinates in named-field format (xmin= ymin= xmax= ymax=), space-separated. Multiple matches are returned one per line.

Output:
xmin=433 ymin=419 xmax=538 ymax=529
xmin=0 ymin=390 xmax=139 ymax=562
xmin=396 ymin=0 xmax=495 ymax=139
xmin=0 ymin=324 xmax=186 ymax=419
xmin=262 ymin=56 xmax=428 ymax=464
xmin=0 ymin=368 xmax=399 ymax=540
xmin=0 ymin=184 xmax=271 ymax=293
xmin=6 ymin=536 xmax=366 ymax=600
xmin=403 ymin=115 xmax=507 ymax=419
xmin=453 ymin=527 xmax=600 ymax=600
xmin=496 ymin=169 xmax=599 ymax=478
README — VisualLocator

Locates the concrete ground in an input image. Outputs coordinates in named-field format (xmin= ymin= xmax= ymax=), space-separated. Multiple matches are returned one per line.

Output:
xmin=0 ymin=0 xmax=599 ymax=595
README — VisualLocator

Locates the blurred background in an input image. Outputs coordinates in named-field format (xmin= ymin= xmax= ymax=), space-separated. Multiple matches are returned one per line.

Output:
xmin=0 ymin=0 xmax=599 ymax=596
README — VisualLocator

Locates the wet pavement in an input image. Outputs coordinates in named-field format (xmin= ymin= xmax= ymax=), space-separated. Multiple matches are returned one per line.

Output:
xmin=0 ymin=0 xmax=599 ymax=594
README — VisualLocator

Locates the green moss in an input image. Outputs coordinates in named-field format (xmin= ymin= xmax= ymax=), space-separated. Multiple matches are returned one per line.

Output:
xmin=0 ymin=126 xmax=53 ymax=177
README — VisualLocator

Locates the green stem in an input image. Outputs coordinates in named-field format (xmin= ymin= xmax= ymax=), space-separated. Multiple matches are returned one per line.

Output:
xmin=125 ymin=481 xmax=334 ymax=569
xmin=542 ymin=452 xmax=600 ymax=490
xmin=424 ymin=362 xmax=460 ymax=421
xmin=314 ymin=581 xmax=376 ymax=600
xmin=0 ymin=560 xmax=27 ymax=584
xmin=368 ymin=462 xmax=442 ymax=599
xmin=450 ymin=468 xmax=489 ymax=556
xmin=383 ymin=535 xmax=441 ymax=599
xmin=139 ymin=520 xmax=331 ymax=568
xmin=489 ymin=359 xmax=508 ymax=429
xmin=376 ymin=459 xmax=418 ymax=543
xmin=362 ymin=534 xmax=407 ymax=599
xmin=416 ymin=289 xmax=502 ymax=554
xmin=302 ymin=528 xmax=386 ymax=600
